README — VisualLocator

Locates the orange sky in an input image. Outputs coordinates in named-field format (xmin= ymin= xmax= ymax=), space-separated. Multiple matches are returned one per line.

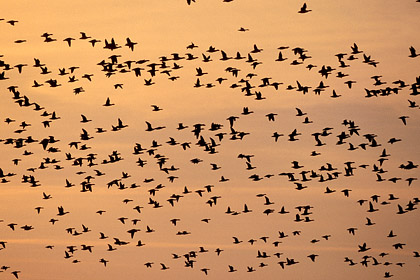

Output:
xmin=1 ymin=1 xmax=420 ymax=279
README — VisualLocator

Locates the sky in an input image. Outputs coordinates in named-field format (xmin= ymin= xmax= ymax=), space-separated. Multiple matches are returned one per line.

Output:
xmin=1 ymin=1 xmax=420 ymax=279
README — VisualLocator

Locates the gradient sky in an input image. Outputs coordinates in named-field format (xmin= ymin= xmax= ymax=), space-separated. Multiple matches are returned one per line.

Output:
xmin=1 ymin=1 xmax=420 ymax=279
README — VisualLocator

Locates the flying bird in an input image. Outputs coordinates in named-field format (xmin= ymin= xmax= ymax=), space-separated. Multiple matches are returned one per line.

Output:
xmin=298 ymin=3 xmax=312 ymax=13
xmin=409 ymin=46 xmax=419 ymax=58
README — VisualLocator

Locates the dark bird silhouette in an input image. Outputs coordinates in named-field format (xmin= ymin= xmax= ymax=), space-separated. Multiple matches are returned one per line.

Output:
xmin=393 ymin=243 xmax=406 ymax=249
xmin=104 ymin=38 xmax=120 ymax=51
xmin=80 ymin=114 xmax=91 ymax=123
xmin=288 ymin=129 xmax=301 ymax=141
xmin=228 ymin=265 xmax=237 ymax=272
xmin=295 ymin=108 xmax=306 ymax=116
xmin=99 ymin=258 xmax=109 ymax=267
xmin=276 ymin=51 xmax=287 ymax=62
xmin=79 ymin=32 xmax=91 ymax=40
xmin=57 ymin=206 xmax=69 ymax=216
xmin=42 ymin=192 xmax=52 ymax=200
xmin=298 ymin=3 xmax=311 ymax=13
xmin=351 ymin=43 xmax=363 ymax=54
xmin=7 ymin=223 xmax=17 ymax=230
xmin=409 ymin=46 xmax=419 ymax=58
xmin=232 ymin=237 xmax=242 ymax=244
xmin=160 ymin=263 xmax=169 ymax=270
xmin=308 ymin=254 xmax=318 ymax=262
xmin=358 ymin=242 xmax=371 ymax=252
xmin=125 ymin=38 xmax=137 ymax=51
xmin=272 ymin=132 xmax=284 ymax=142
xmin=387 ymin=230 xmax=397 ymax=238
xmin=266 ymin=113 xmax=277 ymax=121
xmin=11 ymin=271 xmax=21 ymax=279
xmin=399 ymin=116 xmax=409 ymax=125
xmin=63 ymin=37 xmax=75 ymax=47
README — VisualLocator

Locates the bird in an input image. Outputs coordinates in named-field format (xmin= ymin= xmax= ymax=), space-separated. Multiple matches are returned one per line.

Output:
xmin=99 ymin=258 xmax=109 ymax=267
xmin=409 ymin=46 xmax=419 ymax=58
xmin=399 ymin=116 xmax=409 ymax=125
xmin=387 ymin=230 xmax=397 ymax=238
xmin=351 ymin=43 xmax=363 ymax=54
xmin=307 ymin=254 xmax=318 ymax=262
xmin=127 ymin=228 xmax=141 ymax=239
xmin=160 ymin=263 xmax=169 ymax=270
xmin=7 ymin=20 xmax=19 ymax=25
xmin=63 ymin=37 xmax=75 ymax=47
xmin=272 ymin=132 xmax=284 ymax=142
xmin=393 ymin=243 xmax=406 ymax=249
xmin=125 ymin=37 xmax=137 ymax=51
xmin=298 ymin=3 xmax=312 ymax=13
xmin=170 ymin=218 xmax=180 ymax=226
xmin=232 ymin=237 xmax=242 ymax=244
xmin=7 ymin=223 xmax=17 ymax=230
xmin=295 ymin=108 xmax=307 ymax=116
xmin=103 ymin=97 xmax=114 ymax=107
xmin=136 ymin=240 xmax=145 ymax=247
xmin=366 ymin=217 xmax=375 ymax=226
xmin=384 ymin=272 xmax=393 ymax=278
xmin=103 ymin=38 xmax=120 ymax=50
xmin=243 ymin=204 xmax=252 ymax=213
xmin=80 ymin=114 xmax=91 ymax=123
xmin=42 ymin=192 xmax=52 ymax=199
xmin=145 ymin=225 xmax=155 ymax=233
xmin=57 ymin=206 xmax=69 ymax=216
xmin=228 ymin=265 xmax=237 ymax=272
xmin=266 ymin=113 xmax=277 ymax=121
xmin=145 ymin=121 xmax=165 ymax=131
xmin=11 ymin=271 xmax=21 ymax=279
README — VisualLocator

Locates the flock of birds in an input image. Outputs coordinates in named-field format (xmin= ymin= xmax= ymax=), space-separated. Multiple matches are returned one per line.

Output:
xmin=1 ymin=5 xmax=420 ymax=280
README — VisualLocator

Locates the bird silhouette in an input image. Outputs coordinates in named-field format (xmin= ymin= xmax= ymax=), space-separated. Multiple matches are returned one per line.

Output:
xmin=358 ymin=242 xmax=371 ymax=252
xmin=409 ymin=46 xmax=419 ymax=58
xmin=298 ymin=3 xmax=312 ymax=13
xmin=11 ymin=271 xmax=20 ymax=279
xmin=57 ymin=206 xmax=69 ymax=216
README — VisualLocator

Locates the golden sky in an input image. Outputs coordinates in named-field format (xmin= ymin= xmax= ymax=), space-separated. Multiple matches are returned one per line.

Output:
xmin=1 ymin=1 xmax=420 ymax=279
